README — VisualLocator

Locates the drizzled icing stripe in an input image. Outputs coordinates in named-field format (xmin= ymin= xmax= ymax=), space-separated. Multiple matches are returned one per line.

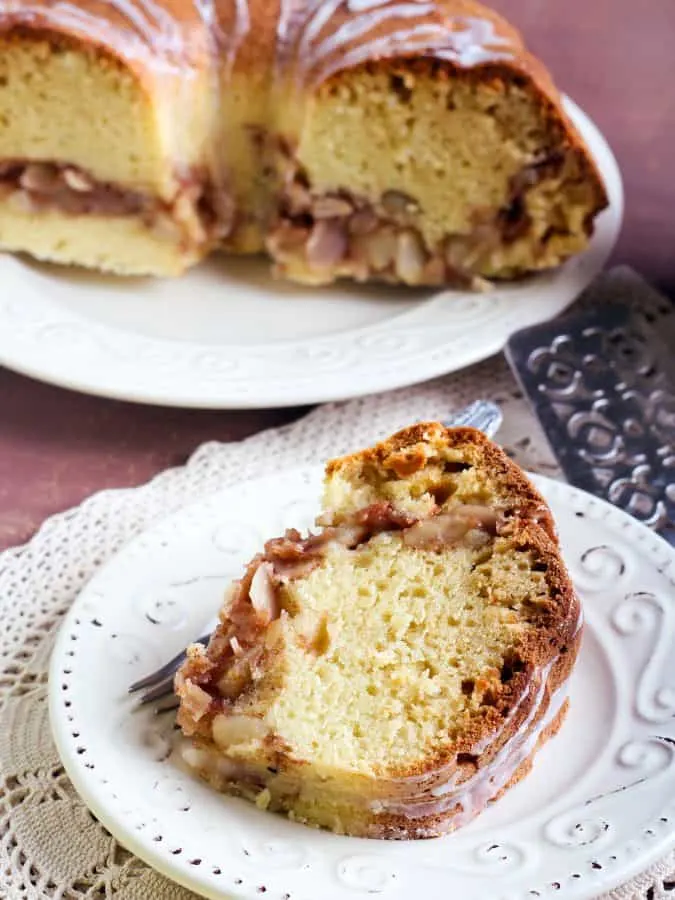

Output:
xmin=432 ymin=16 xmax=513 ymax=66
xmin=298 ymin=0 xmax=344 ymax=61
xmin=0 ymin=3 xmax=168 ymax=64
xmin=118 ymin=0 xmax=179 ymax=39
xmin=302 ymin=25 xmax=449 ymax=85
xmin=0 ymin=0 xmax=214 ymax=70
xmin=308 ymin=2 xmax=436 ymax=68
xmin=219 ymin=0 xmax=250 ymax=72
xmin=347 ymin=0 xmax=394 ymax=12
xmin=0 ymin=0 xmax=516 ymax=83
xmin=274 ymin=0 xmax=516 ymax=89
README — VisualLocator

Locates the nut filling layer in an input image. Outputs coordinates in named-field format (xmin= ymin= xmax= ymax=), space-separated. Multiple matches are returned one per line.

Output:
xmin=0 ymin=160 xmax=234 ymax=248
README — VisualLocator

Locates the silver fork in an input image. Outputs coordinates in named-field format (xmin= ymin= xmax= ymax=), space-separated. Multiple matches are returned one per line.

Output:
xmin=128 ymin=400 xmax=502 ymax=705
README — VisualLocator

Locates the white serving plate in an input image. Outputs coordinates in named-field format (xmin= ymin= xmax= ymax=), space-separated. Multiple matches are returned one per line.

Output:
xmin=1 ymin=98 xmax=622 ymax=408
xmin=49 ymin=466 xmax=675 ymax=900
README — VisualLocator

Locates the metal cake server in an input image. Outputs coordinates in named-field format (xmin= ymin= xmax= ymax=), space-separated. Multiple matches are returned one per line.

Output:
xmin=506 ymin=271 xmax=675 ymax=547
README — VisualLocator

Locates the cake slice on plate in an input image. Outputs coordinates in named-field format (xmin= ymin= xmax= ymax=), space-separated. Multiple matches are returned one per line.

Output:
xmin=176 ymin=423 xmax=581 ymax=839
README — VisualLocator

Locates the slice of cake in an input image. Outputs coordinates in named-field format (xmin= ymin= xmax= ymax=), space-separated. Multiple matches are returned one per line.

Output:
xmin=175 ymin=424 xmax=581 ymax=839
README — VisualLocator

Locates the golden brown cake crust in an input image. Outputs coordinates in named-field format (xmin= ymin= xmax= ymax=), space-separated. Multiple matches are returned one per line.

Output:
xmin=327 ymin=423 xmax=559 ymax=539
xmin=0 ymin=3 xmax=213 ymax=74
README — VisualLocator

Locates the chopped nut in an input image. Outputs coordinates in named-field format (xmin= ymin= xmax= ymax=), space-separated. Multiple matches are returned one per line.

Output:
xmin=209 ymin=187 xmax=235 ymax=236
xmin=182 ymin=745 xmax=210 ymax=769
xmin=284 ymin=179 xmax=311 ymax=216
xmin=348 ymin=207 xmax=378 ymax=235
xmin=403 ymin=506 xmax=497 ymax=550
xmin=403 ymin=514 xmax=472 ymax=550
xmin=19 ymin=163 xmax=59 ymax=193
xmin=267 ymin=222 xmax=310 ymax=260
xmin=178 ymin=680 xmax=212 ymax=722
xmin=362 ymin=227 xmax=397 ymax=270
xmin=219 ymin=582 xmax=240 ymax=622
xmin=457 ymin=505 xmax=499 ymax=532
xmin=255 ymin=787 xmax=272 ymax=810
xmin=217 ymin=657 xmax=252 ymax=698
xmin=313 ymin=195 xmax=353 ymax=219
xmin=395 ymin=230 xmax=426 ymax=284
xmin=212 ymin=713 xmax=269 ymax=749
xmin=63 ymin=167 xmax=94 ymax=192
xmin=381 ymin=189 xmax=420 ymax=217
xmin=306 ymin=219 xmax=347 ymax=268
xmin=6 ymin=190 xmax=36 ymax=213
xmin=249 ymin=563 xmax=280 ymax=623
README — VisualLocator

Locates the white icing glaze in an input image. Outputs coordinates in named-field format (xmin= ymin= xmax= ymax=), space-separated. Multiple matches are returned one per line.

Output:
xmin=275 ymin=0 xmax=516 ymax=88
xmin=372 ymin=666 xmax=566 ymax=822
xmin=433 ymin=16 xmax=513 ymax=67
xmin=0 ymin=0 xmax=198 ymax=71
xmin=0 ymin=0 xmax=516 ymax=95
xmin=347 ymin=0 xmax=391 ymax=12
xmin=309 ymin=2 xmax=436 ymax=66
xmin=307 ymin=25 xmax=449 ymax=83
xmin=298 ymin=0 xmax=344 ymax=62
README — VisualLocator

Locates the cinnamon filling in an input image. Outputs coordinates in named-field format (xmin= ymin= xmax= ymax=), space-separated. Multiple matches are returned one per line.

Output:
xmin=0 ymin=160 xmax=234 ymax=247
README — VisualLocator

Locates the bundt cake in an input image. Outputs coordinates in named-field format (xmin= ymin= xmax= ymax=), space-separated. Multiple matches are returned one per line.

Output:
xmin=175 ymin=423 xmax=582 ymax=838
xmin=0 ymin=0 xmax=607 ymax=285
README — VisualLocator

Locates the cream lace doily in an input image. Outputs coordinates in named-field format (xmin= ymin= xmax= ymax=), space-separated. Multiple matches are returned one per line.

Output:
xmin=2 ymin=273 xmax=674 ymax=898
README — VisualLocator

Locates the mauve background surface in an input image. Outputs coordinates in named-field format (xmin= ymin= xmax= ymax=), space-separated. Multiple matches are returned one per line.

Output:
xmin=0 ymin=0 xmax=673 ymax=551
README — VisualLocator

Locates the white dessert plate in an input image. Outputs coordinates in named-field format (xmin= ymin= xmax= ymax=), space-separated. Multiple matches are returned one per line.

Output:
xmin=49 ymin=467 xmax=675 ymax=900
xmin=2 ymin=98 xmax=622 ymax=409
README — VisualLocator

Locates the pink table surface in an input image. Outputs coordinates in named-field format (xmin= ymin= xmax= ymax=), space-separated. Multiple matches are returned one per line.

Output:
xmin=0 ymin=0 xmax=673 ymax=552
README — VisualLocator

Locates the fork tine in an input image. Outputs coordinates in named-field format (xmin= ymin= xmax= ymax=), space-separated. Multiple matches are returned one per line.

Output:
xmin=128 ymin=632 xmax=212 ymax=695
xmin=153 ymin=696 xmax=180 ymax=715
xmin=138 ymin=675 xmax=178 ymax=705
xmin=442 ymin=400 xmax=502 ymax=438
